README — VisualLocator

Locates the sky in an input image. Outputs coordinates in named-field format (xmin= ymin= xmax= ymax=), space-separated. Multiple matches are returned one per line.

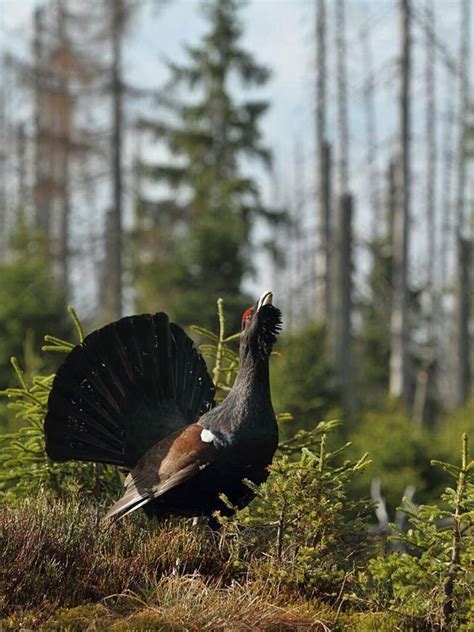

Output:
xmin=0 ymin=0 xmax=471 ymax=317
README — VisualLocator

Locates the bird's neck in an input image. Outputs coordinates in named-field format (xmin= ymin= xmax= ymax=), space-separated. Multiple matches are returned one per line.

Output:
xmin=234 ymin=348 xmax=270 ymax=395
xmin=222 ymin=346 xmax=273 ymax=432
xmin=206 ymin=346 xmax=275 ymax=439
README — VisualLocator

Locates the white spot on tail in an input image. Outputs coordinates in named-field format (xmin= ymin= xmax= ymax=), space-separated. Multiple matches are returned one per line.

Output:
xmin=200 ymin=428 xmax=215 ymax=443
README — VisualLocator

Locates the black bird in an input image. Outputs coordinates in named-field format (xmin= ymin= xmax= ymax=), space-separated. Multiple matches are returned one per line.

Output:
xmin=44 ymin=291 xmax=282 ymax=524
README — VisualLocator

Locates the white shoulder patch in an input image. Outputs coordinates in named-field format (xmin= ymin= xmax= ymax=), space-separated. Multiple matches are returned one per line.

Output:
xmin=200 ymin=428 xmax=216 ymax=443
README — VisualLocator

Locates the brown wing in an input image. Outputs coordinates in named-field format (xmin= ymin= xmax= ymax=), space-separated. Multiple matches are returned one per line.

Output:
xmin=104 ymin=424 xmax=216 ymax=520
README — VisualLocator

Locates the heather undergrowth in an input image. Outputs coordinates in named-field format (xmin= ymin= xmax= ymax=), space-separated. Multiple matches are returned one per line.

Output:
xmin=0 ymin=496 xmax=337 ymax=630
xmin=0 ymin=495 xmax=399 ymax=631
xmin=0 ymin=497 xmax=229 ymax=613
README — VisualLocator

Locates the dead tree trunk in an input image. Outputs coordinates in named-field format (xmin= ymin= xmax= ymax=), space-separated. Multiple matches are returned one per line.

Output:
xmin=336 ymin=0 xmax=349 ymax=194
xmin=424 ymin=0 xmax=437 ymax=344
xmin=333 ymin=0 xmax=354 ymax=410
xmin=334 ymin=193 xmax=354 ymax=413
xmin=16 ymin=123 xmax=27 ymax=227
xmin=455 ymin=237 xmax=472 ymax=405
xmin=33 ymin=6 xmax=51 ymax=243
xmin=389 ymin=0 xmax=411 ymax=405
xmin=439 ymin=68 xmax=455 ymax=302
xmin=0 ymin=76 xmax=6 ymax=260
xmin=104 ymin=0 xmax=125 ymax=321
xmin=386 ymin=158 xmax=396 ymax=244
xmin=360 ymin=23 xmax=381 ymax=240
xmin=56 ymin=0 xmax=72 ymax=293
xmin=315 ymin=0 xmax=331 ymax=322
xmin=454 ymin=0 xmax=471 ymax=407
xmin=411 ymin=0 xmax=438 ymax=423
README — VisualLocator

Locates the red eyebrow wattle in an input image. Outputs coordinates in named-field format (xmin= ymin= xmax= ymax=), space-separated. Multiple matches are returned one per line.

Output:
xmin=242 ymin=309 xmax=253 ymax=320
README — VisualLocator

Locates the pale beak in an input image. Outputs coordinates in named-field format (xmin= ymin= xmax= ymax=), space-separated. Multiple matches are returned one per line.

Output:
xmin=256 ymin=290 xmax=273 ymax=311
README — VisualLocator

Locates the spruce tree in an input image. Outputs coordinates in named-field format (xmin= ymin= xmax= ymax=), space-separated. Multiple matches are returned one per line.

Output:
xmin=133 ymin=0 xmax=273 ymax=329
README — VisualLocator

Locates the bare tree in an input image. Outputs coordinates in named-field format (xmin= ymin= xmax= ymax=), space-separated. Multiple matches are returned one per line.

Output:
xmin=360 ymin=22 xmax=381 ymax=240
xmin=0 ymin=69 xmax=6 ymax=260
xmin=103 ymin=0 xmax=126 ymax=321
xmin=389 ymin=0 xmax=412 ymax=405
xmin=33 ymin=6 xmax=51 ymax=240
xmin=333 ymin=0 xmax=353 ymax=411
xmin=315 ymin=0 xmax=332 ymax=322
xmin=336 ymin=0 xmax=349 ymax=196
xmin=454 ymin=0 xmax=472 ymax=406
xmin=333 ymin=194 xmax=354 ymax=412
xmin=16 ymin=123 xmax=28 ymax=227
xmin=424 ymin=0 xmax=437 ymax=344
xmin=54 ymin=0 xmax=73 ymax=290
xmin=30 ymin=1 xmax=79 ymax=290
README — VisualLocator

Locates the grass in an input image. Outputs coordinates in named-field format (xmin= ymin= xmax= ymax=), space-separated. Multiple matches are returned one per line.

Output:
xmin=1 ymin=496 xmax=228 ymax=612
xmin=0 ymin=497 xmax=338 ymax=630
xmin=1 ymin=495 xmax=452 ymax=630
xmin=0 ymin=496 xmax=405 ymax=631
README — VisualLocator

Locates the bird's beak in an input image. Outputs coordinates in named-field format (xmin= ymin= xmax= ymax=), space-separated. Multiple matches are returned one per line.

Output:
xmin=256 ymin=290 xmax=273 ymax=311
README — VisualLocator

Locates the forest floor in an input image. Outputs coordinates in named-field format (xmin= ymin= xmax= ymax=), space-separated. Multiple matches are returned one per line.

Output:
xmin=0 ymin=498 xmax=400 ymax=632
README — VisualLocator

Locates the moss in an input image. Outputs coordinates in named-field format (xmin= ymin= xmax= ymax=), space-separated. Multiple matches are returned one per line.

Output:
xmin=41 ymin=604 xmax=110 ymax=631
xmin=338 ymin=612 xmax=406 ymax=631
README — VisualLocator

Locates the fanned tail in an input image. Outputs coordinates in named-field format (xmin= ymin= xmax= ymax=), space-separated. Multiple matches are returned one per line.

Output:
xmin=44 ymin=313 xmax=215 ymax=467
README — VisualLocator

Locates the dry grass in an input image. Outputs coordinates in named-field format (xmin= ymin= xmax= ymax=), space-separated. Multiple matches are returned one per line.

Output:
xmin=0 ymin=497 xmax=405 ymax=631
xmin=0 ymin=497 xmax=339 ymax=630
xmin=1 ymin=496 xmax=229 ymax=614
xmin=37 ymin=575 xmax=334 ymax=631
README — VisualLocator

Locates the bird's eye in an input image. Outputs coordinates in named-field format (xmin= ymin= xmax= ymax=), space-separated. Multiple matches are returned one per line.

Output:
xmin=241 ymin=309 xmax=253 ymax=330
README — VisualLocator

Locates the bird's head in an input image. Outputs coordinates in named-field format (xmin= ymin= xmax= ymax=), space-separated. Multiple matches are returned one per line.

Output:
xmin=240 ymin=291 xmax=282 ymax=359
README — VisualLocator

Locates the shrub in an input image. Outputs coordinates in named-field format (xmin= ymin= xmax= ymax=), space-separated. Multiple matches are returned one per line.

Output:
xmin=221 ymin=421 xmax=375 ymax=601
xmin=349 ymin=399 xmax=436 ymax=512
xmin=0 ymin=308 xmax=121 ymax=503
xmin=363 ymin=434 xmax=474 ymax=630
xmin=0 ymin=496 xmax=229 ymax=615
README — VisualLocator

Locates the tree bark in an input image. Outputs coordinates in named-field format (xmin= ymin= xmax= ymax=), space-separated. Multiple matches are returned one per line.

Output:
xmin=315 ymin=0 xmax=331 ymax=322
xmin=334 ymin=193 xmax=353 ymax=413
xmin=424 ymin=0 xmax=436 ymax=344
xmin=0 ymin=77 xmax=6 ymax=260
xmin=389 ymin=0 xmax=411 ymax=405
xmin=454 ymin=0 xmax=471 ymax=407
xmin=56 ymin=0 xmax=72 ymax=293
xmin=360 ymin=23 xmax=381 ymax=240
xmin=104 ymin=0 xmax=125 ymax=321
xmin=16 ymin=123 xmax=27 ymax=228
xmin=33 ymin=6 xmax=51 ymax=243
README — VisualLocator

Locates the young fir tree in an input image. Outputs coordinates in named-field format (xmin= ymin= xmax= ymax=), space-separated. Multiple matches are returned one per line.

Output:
xmin=366 ymin=434 xmax=474 ymax=630
xmin=133 ymin=0 xmax=274 ymax=330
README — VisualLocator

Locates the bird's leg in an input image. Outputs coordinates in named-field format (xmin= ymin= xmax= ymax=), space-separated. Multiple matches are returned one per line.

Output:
xmin=207 ymin=514 xmax=222 ymax=531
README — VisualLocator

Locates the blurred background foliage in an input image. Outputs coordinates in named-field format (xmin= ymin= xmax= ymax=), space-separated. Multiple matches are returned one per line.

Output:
xmin=0 ymin=228 xmax=71 ymax=394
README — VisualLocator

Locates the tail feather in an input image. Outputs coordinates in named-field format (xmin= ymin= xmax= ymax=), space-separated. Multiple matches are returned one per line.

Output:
xmin=104 ymin=493 xmax=151 ymax=521
xmin=171 ymin=324 xmax=205 ymax=422
xmin=45 ymin=313 xmax=215 ymax=468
